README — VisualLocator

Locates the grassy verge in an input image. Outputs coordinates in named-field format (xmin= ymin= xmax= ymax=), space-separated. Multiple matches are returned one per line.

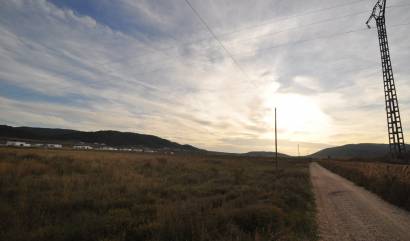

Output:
xmin=0 ymin=147 xmax=317 ymax=241
xmin=318 ymin=160 xmax=410 ymax=211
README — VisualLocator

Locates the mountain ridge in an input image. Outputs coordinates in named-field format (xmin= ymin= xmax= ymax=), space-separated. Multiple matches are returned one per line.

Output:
xmin=0 ymin=125 xmax=202 ymax=151
xmin=3 ymin=125 xmax=406 ymax=158
xmin=241 ymin=151 xmax=290 ymax=158
xmin=309 ymin=143 xmax=410 ymax=159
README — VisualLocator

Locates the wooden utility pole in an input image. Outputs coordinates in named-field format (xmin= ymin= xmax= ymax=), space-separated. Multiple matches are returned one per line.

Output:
xmin=275 ymin=108 xmax=278 ymax=169
xmin=298 ymin=144 xmax=300 ymax=158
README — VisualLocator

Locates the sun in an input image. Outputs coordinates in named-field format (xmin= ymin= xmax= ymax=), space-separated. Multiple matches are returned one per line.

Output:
xmin=262 ymin=90 xmax=331 ymax=142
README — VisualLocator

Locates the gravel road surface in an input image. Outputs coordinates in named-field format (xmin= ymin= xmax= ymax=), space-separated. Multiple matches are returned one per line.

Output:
xmin=310 ymin=162 xmax=410 ymax=241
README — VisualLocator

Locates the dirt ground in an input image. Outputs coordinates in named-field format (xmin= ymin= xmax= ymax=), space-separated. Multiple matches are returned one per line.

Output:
xmin=310 ymin=162 xmax=410 ymax=241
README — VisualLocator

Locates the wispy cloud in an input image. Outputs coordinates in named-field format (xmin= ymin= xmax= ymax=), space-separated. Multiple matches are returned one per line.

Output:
xmin=1 ymin=0 xmax=410 ymax=154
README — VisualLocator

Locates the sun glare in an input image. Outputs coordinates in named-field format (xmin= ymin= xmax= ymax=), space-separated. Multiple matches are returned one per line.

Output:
xmin=262 ymin=91 xmax=331 ymax=142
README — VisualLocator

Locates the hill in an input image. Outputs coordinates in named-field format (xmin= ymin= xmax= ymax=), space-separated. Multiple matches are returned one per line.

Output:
xmin=0 ymin=125 xmax=202 ymax=151
xmin=242 ymin=151 xmax=290 ymax=158
xmin=309 ymin=143 xmax=410 ymax=159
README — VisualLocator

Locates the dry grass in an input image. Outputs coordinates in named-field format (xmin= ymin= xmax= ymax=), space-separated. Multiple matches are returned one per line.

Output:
xmin=318 ymin=160 xmax=410 ymax=211
xmin=0 ymin=147 xmax=317 ymax=241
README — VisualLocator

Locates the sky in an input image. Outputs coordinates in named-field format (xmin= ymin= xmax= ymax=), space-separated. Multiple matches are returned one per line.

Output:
xmin=1 ymin=0 xmax=410 ymax=155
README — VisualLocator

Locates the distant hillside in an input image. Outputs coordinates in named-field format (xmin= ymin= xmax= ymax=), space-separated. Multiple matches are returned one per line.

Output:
xmin=309 ymin=143 xmax=410 ymax=159
xmin=242 ymin=151 xmax=290 ymax=158
xmin=0 ymin=125 xmax=203 ymax=151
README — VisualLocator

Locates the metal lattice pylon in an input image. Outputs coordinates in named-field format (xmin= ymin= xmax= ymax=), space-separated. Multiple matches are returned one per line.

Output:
xmin=366 ymin=0 xmax=406 ymax=158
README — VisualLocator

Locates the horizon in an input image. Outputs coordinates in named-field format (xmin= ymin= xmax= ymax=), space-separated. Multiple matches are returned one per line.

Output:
xmin=2 ymin=123 xmax=402 ymax=156
xmin=1 ymin=0 xmax=410 ymax=155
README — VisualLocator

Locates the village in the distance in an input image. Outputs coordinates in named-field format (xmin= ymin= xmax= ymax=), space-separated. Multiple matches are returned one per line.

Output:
xmin=1 ymin=139 xmax=170 ymax=154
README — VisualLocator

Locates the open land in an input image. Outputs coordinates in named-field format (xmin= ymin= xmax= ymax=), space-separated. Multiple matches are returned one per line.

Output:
xmin=0 ymin=147 xmax=317 ymax=241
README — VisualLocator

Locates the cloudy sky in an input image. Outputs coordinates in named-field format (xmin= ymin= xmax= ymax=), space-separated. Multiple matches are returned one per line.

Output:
xmin=1 ymin=0 xmax=410 ymax=155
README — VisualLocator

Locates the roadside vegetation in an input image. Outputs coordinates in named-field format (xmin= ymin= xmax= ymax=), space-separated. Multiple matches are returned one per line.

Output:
xmin=318 ymin=159 xmax=410 ymax=211
xmin=0 ymin=148 xmax=317 ymax=241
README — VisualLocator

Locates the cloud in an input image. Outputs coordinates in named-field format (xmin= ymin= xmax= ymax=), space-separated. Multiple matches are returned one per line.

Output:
xmin=0 ymin=0 xmax=410 ymax=155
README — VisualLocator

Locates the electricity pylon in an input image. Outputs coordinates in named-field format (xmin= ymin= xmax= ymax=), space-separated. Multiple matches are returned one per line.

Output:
xmin=366 ymin=0 xmax=406 ymax=159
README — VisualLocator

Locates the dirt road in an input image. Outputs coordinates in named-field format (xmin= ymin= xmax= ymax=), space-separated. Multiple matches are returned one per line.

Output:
xmin=310 ymin=162 xmax=410 ymax=241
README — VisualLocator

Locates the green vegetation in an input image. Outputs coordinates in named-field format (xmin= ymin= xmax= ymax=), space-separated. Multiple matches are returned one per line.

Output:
xmin=318 ymin=160 xmax=410 ymax=211
xmin=0 ymin=148 xmax=317 ymax=241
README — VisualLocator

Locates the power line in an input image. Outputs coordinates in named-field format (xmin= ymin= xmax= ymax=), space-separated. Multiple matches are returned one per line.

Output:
xmin=180 ymin=3 xmax=407 ymax=50
xmin=183 ymin=0 xmax=251 ymax=80
xmin=174 ymin=2 xmax=407 ymax=54
xmin=99 ymin=18 xmax=408 ymax=80
xmin=386 ymin=2 xmax=410 ymax=9
xmin=117 ymin=9 xmax=365 ymax=73
xmin=95 ymin=3 xmax=409 ymax=72
xmin=113 ymin=22 xmax=409 ymax=80
xmin=219 ymin=0 xmax=370 ymax=37
xmin=98 ymin=0 xmax=372 ymax=68
xmin=27 ymin=2 xmax=410 ymax=91
xmin=235 ymin=22 xmax=410 ymax=57
xmin=115 ymin=6 xmax=390 ymax=76
xmin=227 ymin=10 xmax=369 ymax=45
xmin=163 ymin=0 xmax=372 ymax=47
xmin=230 ymin=1 xmax=408 ymax=38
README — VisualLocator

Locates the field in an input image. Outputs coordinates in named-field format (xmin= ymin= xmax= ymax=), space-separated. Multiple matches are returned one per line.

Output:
xmin=0 ymin=148 xmax=317 ymax=241
xmin=318 ymin=160 xmax=410 ymax=211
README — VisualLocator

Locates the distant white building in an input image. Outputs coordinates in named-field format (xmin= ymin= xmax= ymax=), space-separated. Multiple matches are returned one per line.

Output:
xmin=46 ymin=144 xmax=63 ymax=148
xmin=6 ymin=141 xmax=31 ymax=147
xmin=73 ymin=145 xmax=93 ymax=150
xmin=120 ymin=148 xmax=133 ymax=152
xmin=100 ymin=146 xmax=117 ymax=151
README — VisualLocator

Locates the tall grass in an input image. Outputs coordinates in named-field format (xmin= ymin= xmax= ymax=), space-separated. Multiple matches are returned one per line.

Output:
xmin=0 ymin=148 xmax=317 ymax=241
xmin=318 ymin=160 xmax=410 ymax=211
